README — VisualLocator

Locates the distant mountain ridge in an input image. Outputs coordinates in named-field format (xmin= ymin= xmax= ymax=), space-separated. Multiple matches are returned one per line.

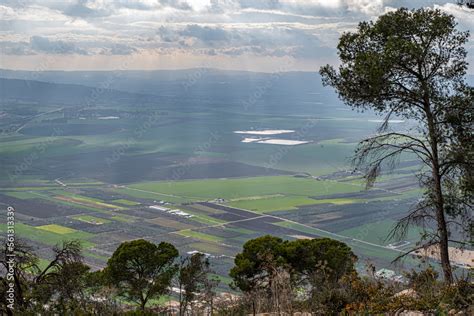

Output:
xmin=0 ymin=69 xmax=335 ymax=99
xmin=2 ymin=70 xmax=471 ymax=114
xmin=1 ymin=68 xmax=472 ymax=102
xmin=0 ymin=77 xmax=154 ymax=106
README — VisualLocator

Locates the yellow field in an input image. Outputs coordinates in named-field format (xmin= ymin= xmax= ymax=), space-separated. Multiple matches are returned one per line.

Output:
xmin=36 ymin=224 xmax=77 ymax=235
xmin=55 ymin=195 xmax=121 ymax=210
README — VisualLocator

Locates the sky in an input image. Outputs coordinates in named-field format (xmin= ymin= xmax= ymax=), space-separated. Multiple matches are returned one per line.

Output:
xmin=0 ymin=0 xmax=473 ymax=72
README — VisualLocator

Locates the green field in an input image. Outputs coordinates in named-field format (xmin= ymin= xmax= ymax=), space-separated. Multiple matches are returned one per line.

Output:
xmin=339 ymin=219 xmax=425 ymax=246
xmin=177 ymin=230 xmax=225 ymax=243
xmin=274 ymin=221 xmax=402 ymax=261
xmin=112 ymin=199 xmax=141 ymax=206
xmin=52 ymin=192 xmax=122 ymax=210
xmin=0 ymin=223 xmax=94 ymax=248
xmin=72 ymin=215 xmax=111 ymax=225
xmin=4 ymin=191 xmax=38 ymax=199
xmin=0 ymin=75 xmax=430 ymax=282
xmin=274 ymin=221 xmax=342 ymax=239
xmin=228 ymin=195 xmax=360 ymax=212
xmin=112 ymin=187 xmax=196 ymax=204
xmin=130 ymin=176 xmax=363 ymax=201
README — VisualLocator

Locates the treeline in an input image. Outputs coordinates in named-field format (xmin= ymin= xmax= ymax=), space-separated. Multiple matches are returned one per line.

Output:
xmin=0 ymin=236 xmax=472 ymax=315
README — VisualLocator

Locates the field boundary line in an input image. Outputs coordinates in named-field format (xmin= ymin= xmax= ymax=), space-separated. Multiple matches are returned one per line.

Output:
xmin=120 ymin=186 xmax=203 ymax=200
xmin=211 ymin=203 xmax=406 ymax=254
xmin=91 ymin=214 xmax=270 ymax=249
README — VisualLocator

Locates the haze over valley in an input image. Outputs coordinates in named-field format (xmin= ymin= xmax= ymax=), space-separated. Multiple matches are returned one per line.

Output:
xmin=1 ymin=69 xmax=453 ymax=282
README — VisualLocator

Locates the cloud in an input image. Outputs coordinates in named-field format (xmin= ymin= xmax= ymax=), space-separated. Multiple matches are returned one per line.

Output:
xmin=0 ymin=40 xmax=31 ymax=55
xmin=0 ymin=36 xmax=138 ymax=56
xmin=0 ymin=1 xmax=473 ymax=72
xmin=209 ymin=0 xmax=388 ymax=16
xmin=153 ymin=23 xmax=335 ymax=60
xmin=282 ymin=29 xmax=335 ymax=59
xmin=56 ymin=0 xmax=193 ymax=18
xmin=239 ymin=0 xmax=280 ymax=10
xmin=434 ymin=2 xmax=474 ymax=30
xmin=180 ymin=25 xmax=230 ymax=43
xmin=29 ymin=36 xmax=88 ymax=54
xmin=60 ymin=1 xmax=107 ymax=18
xmin=157 ymin=26 xmax=181 ymax=43
xmin=101 ymin=43 xmax=137 ymax=55
xmin=218 ymin=45 xmax=291 ymax=57
xmin=159 ymin=0 xmax=192 ymax=11
xmin=344 ymin=0 xmax=386 ymax=15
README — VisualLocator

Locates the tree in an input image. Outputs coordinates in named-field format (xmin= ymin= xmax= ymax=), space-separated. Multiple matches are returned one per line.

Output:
xmin=104 ymin=239 xmax=179 ymax=310
xmin=285 ymin=238 xmax=356 ymax=285
xmin=201 ymin=270 xmax=220 ymax=315
xmin=36 ymin=262 xmax=91 ymax=313
xmin=284 ymin=238 xmax=356 ymax=313
xmin=176 ymin=253 xmax=219 ymax=315
xmin=320 ymin=8 xmax=473 ymax=283
xmin=32 ymin=240 xmax=89 ymax=313
xmin=230 ymin=236 xmax=357 ymax=314
xmin=0 ymin=239 xmax=38 ymax=314
xmin=230 ymin=235 xmax=287 ymax=315
xmin=34 ymin=240 xmax=83 ymax=285
xmin=0 ymin=239 xmax=91 ymax=314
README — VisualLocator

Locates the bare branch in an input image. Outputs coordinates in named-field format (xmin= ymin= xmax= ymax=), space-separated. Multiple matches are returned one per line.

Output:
xmin=391 ymin=240 xmax=439 ymax=264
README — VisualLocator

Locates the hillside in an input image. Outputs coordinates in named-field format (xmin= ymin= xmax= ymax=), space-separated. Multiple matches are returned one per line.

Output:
xmin=0 ymin=78 xmax=153 ymax=106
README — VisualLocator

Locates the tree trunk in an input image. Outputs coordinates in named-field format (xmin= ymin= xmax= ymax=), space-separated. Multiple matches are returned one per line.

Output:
xmin=13 ymin=274 xmax=25 ymax=308
xmin=432 ymin=164 xmax=453 ymax=283
xmin=209 ymin=297 xmax=213 ymax=316
xmin=425 ymin=101 xmax=453 ymax=283
xmin=178 ymin=281 xmax=186 ymax=316
xmin=140 ymin=296 xmax=147 ymax=311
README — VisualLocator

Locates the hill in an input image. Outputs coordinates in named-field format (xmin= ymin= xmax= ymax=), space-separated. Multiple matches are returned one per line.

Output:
xmin=0 ymin=78 xmax=153 ymax=106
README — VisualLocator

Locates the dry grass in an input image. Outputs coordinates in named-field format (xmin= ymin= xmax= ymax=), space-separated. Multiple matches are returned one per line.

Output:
xmin=415 ymin=245 xmax=473 ymax=267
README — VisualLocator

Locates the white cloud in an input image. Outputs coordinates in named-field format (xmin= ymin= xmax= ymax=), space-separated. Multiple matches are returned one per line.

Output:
xmin=434 ymin=2 xmax=474 ymax=30
xmin=0 ymin=0 xmax=473 ymax=72
xmin=345 ymin=0 xmax=386 ymax=15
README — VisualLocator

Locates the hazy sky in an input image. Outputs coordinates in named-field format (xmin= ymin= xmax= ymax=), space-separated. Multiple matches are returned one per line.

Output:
xmin=1 ymin=0 xmax=473 ymax=72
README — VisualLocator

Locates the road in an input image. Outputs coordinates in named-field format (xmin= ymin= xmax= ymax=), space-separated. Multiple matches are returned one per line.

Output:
xmin=15 ymin=107 xmax=64 ymax=133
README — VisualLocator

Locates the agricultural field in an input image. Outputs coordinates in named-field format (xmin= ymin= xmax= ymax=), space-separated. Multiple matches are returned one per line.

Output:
xmin=1 ymin=71 xmax=465 ymax=287
xmin=0 ymin=172 xmax=430 ymax=280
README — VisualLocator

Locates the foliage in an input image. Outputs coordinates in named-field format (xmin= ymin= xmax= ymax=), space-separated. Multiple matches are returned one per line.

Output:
xmin=104 ymin=239 xmax=179 ymax=310
xmin=285 ymin=238 xmax=356 ymax=285
xmin=0 ymin=236 xmax=472 ymax=315
xmin=342 ymin=268 xmax=473 ymax=314
xmin=320 ymin=7 xmax=473 ymax=283
xmin=230 ymin=235 xmax=285 ymax=292
xmin=0 ymin=239 xmax=94 ymax=315
xmin=176 ymin=253 xmax=219 ymax=314
xmin=0 ymin=239 xmax=39 ymax=314
xmin=230 ymin=235 xmax=356 ymax=314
